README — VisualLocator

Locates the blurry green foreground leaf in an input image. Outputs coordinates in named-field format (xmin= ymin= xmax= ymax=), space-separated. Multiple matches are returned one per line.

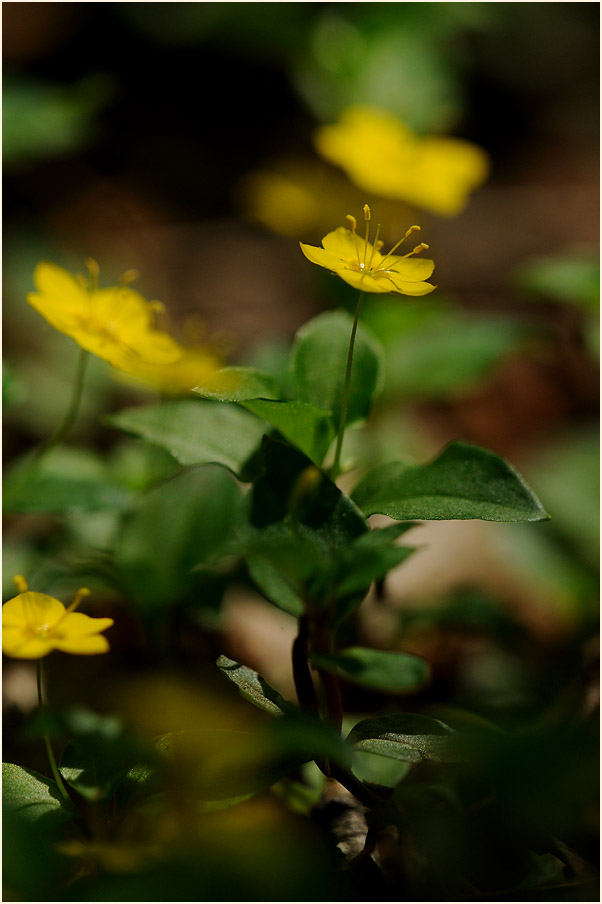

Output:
xmin=352 ymin=441 xmax=549 ymax=522
xmin=125 ymin=713 xmax=349 ymax=802
xmin=3 ymin=446 xmax=131 ymax=514
xmin=310 ymin=646 xmax=431 ymax=693
xmin=114 ymin=464 xmax=239 ymax=609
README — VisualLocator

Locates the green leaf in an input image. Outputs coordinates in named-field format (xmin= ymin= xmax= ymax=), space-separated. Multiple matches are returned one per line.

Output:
xmin=193 ymin=366 xmax=280 ymax=401
xmin=290 ymin=310 xmax=385 ymax=427
xmin=114 ymin=464 xmax=240 ymax=609
xmin=310 ymin=646 xmax=431 ymax=694
xmin=243 ymin=435 xmax=367 ymax=615
xmin=383 ymin=317 xmax=527 ymax=401
xmin=2 ymin=762 xmax=76 ymax=825
xmin=347 ymin=713 xmax=461 ymax=764
xmin=58 ymin=709 xmax=148 ymax=803
xmin=515 ymin=250 xmax=600 ymax=311
xmin=3 ymin=447 xmax=131 ymax=514
xmin=138 ymin=713 xmax=349 ymax=801
xmin=216 ymin=655 xmax=297 ymax=717
xmin=334 ymin=524 xmax=416 ymax=600
xmin=352 ymin=441 xmax=549 ymax=522
xmin=243 ymin=399 xmax=334 ymax=465
xmin=351 ymin=750 xmax=412 ymax=788
xmin=106 ymin=399 xmax=265 ymax=478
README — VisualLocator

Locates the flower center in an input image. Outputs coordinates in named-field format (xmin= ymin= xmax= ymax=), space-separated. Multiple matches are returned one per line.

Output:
xmin=344 ymin=205 xmax=428 ymax=280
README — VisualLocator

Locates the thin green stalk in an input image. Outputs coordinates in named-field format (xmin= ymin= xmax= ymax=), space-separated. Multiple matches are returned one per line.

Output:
xmin=32 ymin=348 xmax=89 ymax=463
xmin=36 ymin=659 xmax=70 ymax=803
xmin=332 ymin=291 xmax=365 ymax=478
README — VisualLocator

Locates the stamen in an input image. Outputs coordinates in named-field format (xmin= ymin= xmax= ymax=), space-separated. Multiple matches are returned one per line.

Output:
xmin=379 ymin=225 xmax=421 ymax=269
xmin=65 ymin=587 xmax=91 ymax=615
xmin=120 ymin=269 xmax=139 ymax=287
xmin=403 ymin=242 xmax=429 ymax=258
xmin=84 ymin=259 xmax=100 ymax=292
xmin=363 ymin=205 xmax=371 ymax=266
xmin=149 ymin=300 xmax=166 ymax=327
xmin=346 ymin=213 xmax=363 ymax=268
xmin=13 ymin=575 xmax=28 ymax=593
xmin=366 ymin=223 xmax=382 ymax=271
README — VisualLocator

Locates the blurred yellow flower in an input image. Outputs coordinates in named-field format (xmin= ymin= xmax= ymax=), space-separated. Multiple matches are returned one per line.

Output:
xmin=314 ymin=106 xmax=489 ymax=217
xmin=300 ymin=204 xmax=436 ymax=296
xmin=2 ymin=576 xmax=113 ymax=659
xmin=27 ymin=261 xmax=223 ymax=392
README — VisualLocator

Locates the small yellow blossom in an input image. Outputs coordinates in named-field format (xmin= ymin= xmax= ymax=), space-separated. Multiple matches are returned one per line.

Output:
xmin=27 ymin=261 xmax=223 ymax=392
xmin=2 ymin=576 xmax=113 ymax=659
xmin=314 ymin=106 xmax=489 ymax=217
xmin=300 ymin=204 xmax=435 ymax=296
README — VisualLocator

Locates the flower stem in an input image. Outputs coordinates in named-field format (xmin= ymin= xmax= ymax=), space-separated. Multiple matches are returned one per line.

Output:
xmin=36 ymin=659 xmax=70 ymax=804
xmin=32 ymin=348 xmax=89 ymax=463
xmin=332 ymin=291 xmax=365 ymax=478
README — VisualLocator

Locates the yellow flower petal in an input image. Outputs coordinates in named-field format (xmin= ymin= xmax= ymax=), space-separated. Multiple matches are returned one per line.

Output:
xmin=52 ymin=634 xmax=111 ymax=655
xmin=321 ymin=227 xmax=366 ymax=262
xmin=60 ymin=613 xmax=115 ymax=636
xmin=334 ymin=270 xmax=396 ymax=294
xmin=2 ymin=592 xmax=66 ymax=629
xmin=384 ymin=256 xmax=436 ymax=281
xmin=2 ymin=629 xmax=54 ymax=659
xmin=2 ymin=585 xmax=113 ymax=659
xmin=385 ymin=278 xmax=437 ymax=297
xmin=299 ymin=241 xmax=344 ymax=272
xmin=314 ymin=106 xmax=489 ymax=217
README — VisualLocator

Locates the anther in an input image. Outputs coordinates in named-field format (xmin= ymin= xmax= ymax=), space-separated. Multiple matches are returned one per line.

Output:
xmin=84 ymin=259 xmax=100 ymax=291
xmin=363 ymin=204 xmax=371 ymax=221
xmin=346 ymin=215 xmax=357 ymax=232
xmin=13 ymin=575 xmax=28 ymax=593
xmin=66 ymin=587 xmax=91 ymax=614
xmin=120 ymin=269 xmax=139 ymax=287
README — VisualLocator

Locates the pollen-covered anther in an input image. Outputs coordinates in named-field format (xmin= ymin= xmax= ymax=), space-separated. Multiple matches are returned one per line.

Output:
xmin=346 ymin=214 xmax=357 ymax=232
xmin=120 ymin=269 xmax=140 ymax=287
xmin=363 ymin=204 xmax=371 ymax=221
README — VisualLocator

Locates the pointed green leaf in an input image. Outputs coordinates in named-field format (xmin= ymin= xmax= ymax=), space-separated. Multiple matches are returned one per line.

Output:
xmin=310 ymin=646 xmax=430 ymax=693
xmin=2 ymin=763 xmax=76 ymax=825
xmin=193 ymin=366 xmax=280 ymax=401
xmin=352 ymin=441 xmax=549 ymax=522
xmin=243 ymin=399 xmax=334 ymax=465
xmin=290 ymin=310 xmax=385 ymax=427
xmin=347 ymin=713 xmax=461 ymax=764
xmin=107 ymin=399 xmax=265 ymax=478
xmin=216 ymin=655 xmax=297 ymax=717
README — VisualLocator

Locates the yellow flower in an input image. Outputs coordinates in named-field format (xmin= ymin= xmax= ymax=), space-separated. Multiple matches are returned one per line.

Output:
xmin=2 ymin=576 xmax=113 ymax=659
xmin=314 ymin=106 xmax=489 ymax=217
xmin=27 ymin=261 xmax=223 ymax=392
xmin=300 ymin=204 xmax=436 ymax=296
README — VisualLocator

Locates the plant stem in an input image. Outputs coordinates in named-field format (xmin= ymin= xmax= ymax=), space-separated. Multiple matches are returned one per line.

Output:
xmin=36 ymin=659 xmax=70 ymax=804
xmin=332 ymin=291 xmax=365 ymax=478
xmin=32 ymin=348 xmax=89 ymax=463
xmin=292 ymin=616 xmax=319 ymax=713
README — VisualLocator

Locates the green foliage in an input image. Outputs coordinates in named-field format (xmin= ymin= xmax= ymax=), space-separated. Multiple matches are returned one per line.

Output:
xmin=290 ymin=309 xmax=385 ymax=428
xmin=347 ymin=713 xmax=461 ymax=764
xmin=243 ymin=398 xmax=334 ymax=465
xmin=2 ymin=762 xmax=77 ymax=825
xmin=3 ymin=447 xmax=131 ymax=514
xmin=310 ymin=647 xmax=431 ymax=693
xmin=107 ymin=400 xmax=266 ymax=478
xmin=194 ymin=366 xmax=280 ymax=401
xmin=114 ymin=464 xmax=240 ymax=610
xmin=216 ymin=656 xmax=297 ymax=716
xmin=352 ymin=441 xmax=549 ymax=522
